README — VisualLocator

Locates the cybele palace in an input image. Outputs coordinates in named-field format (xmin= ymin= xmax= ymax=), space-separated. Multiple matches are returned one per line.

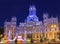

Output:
xmin=4 ymin=5 xmax=59 ymax=41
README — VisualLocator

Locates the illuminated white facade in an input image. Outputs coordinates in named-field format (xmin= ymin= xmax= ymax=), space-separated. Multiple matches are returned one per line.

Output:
xmin=4 ymin=5 xmax=59 ymax=41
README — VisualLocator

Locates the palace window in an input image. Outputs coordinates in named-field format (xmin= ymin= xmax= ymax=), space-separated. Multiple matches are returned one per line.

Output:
xmin=46 ymin=29 xmax=47 ymax=32
xmin=40 ymin=35 xmax=41 ymax=38
xmin=55 ymin=28 xmax=56 ymax=31
xmin=37 ymin=35 xmax=38 ymax=38
xmin=46 ymin=34 xmax=47 ymax=37
xmin=50 ymin=29 xmax=51 ymax=31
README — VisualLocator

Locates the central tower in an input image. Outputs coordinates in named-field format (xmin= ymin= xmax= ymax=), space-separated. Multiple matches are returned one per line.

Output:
xmin=26 ymin=5 xmax=39 ymax=22
xmin=29 ymin=5 xmax=36 ymax=15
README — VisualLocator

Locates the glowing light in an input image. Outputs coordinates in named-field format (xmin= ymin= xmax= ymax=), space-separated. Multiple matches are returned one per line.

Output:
xmin=30 ymin=8 xmax=33 ymax=10
xmin=54 ymin=25 xmax=56 ymax=27
xmin=51 ymin=25 xmax=56 ymax=28
xmin=51 ymin=25 xmax=54 ymax=27
xmin=29 ymin=15 xmax=34 ymax=17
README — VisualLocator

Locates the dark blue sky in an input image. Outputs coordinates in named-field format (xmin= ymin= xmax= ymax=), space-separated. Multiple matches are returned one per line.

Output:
xmin=0 ymin=0 xmax=60 ymax=27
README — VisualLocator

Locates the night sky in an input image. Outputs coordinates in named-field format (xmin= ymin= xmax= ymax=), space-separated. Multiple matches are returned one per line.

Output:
xmin=0 ymin=0 xmax=60 ymax=27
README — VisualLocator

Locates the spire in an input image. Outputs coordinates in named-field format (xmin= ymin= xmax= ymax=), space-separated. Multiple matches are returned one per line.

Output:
xmin=11 ymin=16 xmax=17 ymax=22
xmin=43 ymin=13 xmax=49 ymax=21
xmin=29 ymin=5 xmax=36 ymax=15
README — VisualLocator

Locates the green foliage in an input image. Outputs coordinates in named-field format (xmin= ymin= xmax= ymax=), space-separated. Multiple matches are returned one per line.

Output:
xmin=0 ymin=28 xmax=4 ymax=34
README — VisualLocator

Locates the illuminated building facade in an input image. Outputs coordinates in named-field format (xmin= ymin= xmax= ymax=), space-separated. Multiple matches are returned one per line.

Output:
xmin=4 ymin=17 xmax=17 ymax=39
xmin=4 ymin=5 xmax=59 ymax=41
xmin=43 ymin=13 xmax=59 ymax=41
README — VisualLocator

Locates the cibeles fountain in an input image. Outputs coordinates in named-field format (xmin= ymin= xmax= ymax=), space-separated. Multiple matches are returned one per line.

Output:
xmin=8 ymin=30 xmax=27 ymax=42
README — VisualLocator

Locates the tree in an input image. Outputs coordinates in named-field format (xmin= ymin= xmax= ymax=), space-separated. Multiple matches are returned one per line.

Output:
xmin=0 ymin=28 xmax=4 ymax=41
xmin=0 ymin=28 xmax=4 ymax=34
